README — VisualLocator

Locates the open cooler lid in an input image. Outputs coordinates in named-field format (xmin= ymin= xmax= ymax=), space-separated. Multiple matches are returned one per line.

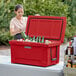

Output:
xmin=26 ymin=16 xmax=66 ymax=43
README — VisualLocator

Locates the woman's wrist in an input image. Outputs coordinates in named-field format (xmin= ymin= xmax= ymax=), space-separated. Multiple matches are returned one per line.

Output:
xmin=19 ymin=28 xmax=22 ymax=32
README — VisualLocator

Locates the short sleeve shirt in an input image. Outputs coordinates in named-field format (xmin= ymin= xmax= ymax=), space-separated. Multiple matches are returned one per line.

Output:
xmin=10 ymin=17 xmax=27 ymax=35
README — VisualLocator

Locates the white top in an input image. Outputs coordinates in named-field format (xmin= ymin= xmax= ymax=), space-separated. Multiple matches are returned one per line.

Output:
xmin=10 ymin=17 xmax=27 ymax=35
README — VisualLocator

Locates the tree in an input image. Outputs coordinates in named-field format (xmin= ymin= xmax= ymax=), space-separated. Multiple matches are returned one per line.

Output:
xmin=64 ymin=0 xmax=76 ymax=26
xmin=0 ymin=0 xmax=70 ymax=45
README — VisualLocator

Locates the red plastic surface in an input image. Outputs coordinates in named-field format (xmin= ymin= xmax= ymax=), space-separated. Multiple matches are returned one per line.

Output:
xmin=9 ymin=40 xmax=60 ymax=67
xmin=26 ymin=16 xmax=66 ymax=43
xmin=9 ymin=16 xmax=66 ymax=67
xmin=9 ymin=40 xmax=60 ymax=47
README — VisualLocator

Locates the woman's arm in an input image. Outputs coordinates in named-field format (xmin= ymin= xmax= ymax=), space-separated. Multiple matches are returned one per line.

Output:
xmin=10 ymin=28 xmax=20 ymax=36
xmin=10 ymin=20 xmax=21 ymax=36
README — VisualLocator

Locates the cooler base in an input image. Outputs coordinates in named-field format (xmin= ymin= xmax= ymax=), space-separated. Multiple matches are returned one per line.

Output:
xmin=11 ymin=58 xmax=59 ymax=67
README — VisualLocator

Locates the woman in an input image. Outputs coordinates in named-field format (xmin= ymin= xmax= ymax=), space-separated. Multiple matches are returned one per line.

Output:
xmin=10 ymin=4 xmax=27 ymax=40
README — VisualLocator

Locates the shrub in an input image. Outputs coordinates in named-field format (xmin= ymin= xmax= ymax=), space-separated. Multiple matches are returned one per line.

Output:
xmin=0 ymin=0 xmax=74 ymax=45
xmin=0 ymin=28 xmax=13 ymax=45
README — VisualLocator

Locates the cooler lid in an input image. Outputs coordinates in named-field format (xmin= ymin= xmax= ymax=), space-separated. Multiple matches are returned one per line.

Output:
xmin=26 ymin=16 xmax=66 ymax=43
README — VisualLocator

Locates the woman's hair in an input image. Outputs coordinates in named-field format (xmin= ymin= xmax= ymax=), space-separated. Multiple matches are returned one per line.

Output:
xmin=15 ymin=4 xmax=23 ymax=11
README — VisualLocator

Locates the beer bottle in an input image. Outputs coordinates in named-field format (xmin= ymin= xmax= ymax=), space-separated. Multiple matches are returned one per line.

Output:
xmin=33 ymin=36 xmax=35 ymax=40
xmin=65 ymin=47 xmax=68 ymax=55
xmin=27 ymin=35 xmax=29 ymax=40
xmin=65 ymin=46 xmax=71 ymax=55
xmin=64 ymin=55 xmax=68 ymax=67
xmin=21 ymin=32 xmax=27 ymax=40
xmin=70 ymin=46 xmax=74 ymax=55
xmin=39 ymin=36 xmax=41 ymax=43
xmin=70 ymin=38 xmax=74 ymax=55
xmin=41 ymin=36 xmax=44 ymax=43
xmin=68 ymin=47 xmax=71 ymax=55
xmin=32 ymin=36 xmax=36 ymax=42
xmin=30 ymin=37 xmax=33 ymax=41
xmin=64 ymin=47 xmax=69 ymax=67
xmin=36 ymin=37 xmax=39 ymax=42
xmin=67 ymin=55 xmax=72 ymax=68
xmin=68 ymin=45 xmax=74 ymax=59
xmin=69 ymin=38 xmax=74 ymax=46
xmin=72 ymin=55 xmax=76 ymax=68
xmin=66 ymin=46 xmax=74 ymax=55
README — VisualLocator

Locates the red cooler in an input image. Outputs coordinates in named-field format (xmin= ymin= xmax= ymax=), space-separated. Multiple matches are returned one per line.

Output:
xmin=9 ymin=16 xmax=66 ymax=67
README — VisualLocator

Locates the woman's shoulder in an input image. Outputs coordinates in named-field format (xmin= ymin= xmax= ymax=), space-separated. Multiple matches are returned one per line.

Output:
xmin=23 ymin=17 xmax=28 ymax=20
xmin=10 ymin=17 xmax=16 ymax=23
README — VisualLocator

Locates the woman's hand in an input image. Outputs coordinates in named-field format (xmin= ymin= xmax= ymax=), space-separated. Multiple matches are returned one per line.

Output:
xmin=10 ymin=28 xmax=22 ymax=36
xmin=35 ymin=14 xmax=40 ymax=16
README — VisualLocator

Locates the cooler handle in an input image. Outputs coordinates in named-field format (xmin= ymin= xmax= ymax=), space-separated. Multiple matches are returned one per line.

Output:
xmin=50 ymin=46 xmax=57 ymax=61
xmin=24 ymin=46 xmax=32 ymax=49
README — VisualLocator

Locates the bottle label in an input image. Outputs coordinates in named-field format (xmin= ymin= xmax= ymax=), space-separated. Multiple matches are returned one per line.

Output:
xmin=64 ymin=55 xmax=68 ymax=61
xmin=68 ymin=48 xmax=70 ymax=55
xmin=67 ymin=63 xmax=71 ymax=68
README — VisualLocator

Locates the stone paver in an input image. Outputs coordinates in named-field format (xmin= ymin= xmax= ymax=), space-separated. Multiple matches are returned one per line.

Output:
xmin=0 ymin=49 xmax=10 ymax=56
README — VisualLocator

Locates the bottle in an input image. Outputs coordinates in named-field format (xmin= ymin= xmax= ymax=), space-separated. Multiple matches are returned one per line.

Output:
xmin=67 ymin=46 xmax=74 ymax=56
xmin=27 ymin=36 xmax=31 ymax=42
xmin=65 ymin=47 xmax=69 ymax=55
xmin=36 ymin=37 xmax=39 ymax=42
xmin=69 ymin=38 xmax=74 ymax=46
xmin=72 ymin=55 xmax=76 ymax=68
xmin=30 ymin=37 xmax=33 ymax=41
xmin=67 ymin=55 xmax=72 ymax=68
xmin=70 ymin=38 xmax=74 ymax=55
xmin=41 ymin=36 xmax=44 ymax=43
xmin=64 ymin=55 xmax=68 ymax=67
xmin=21 ymin=32 xmax=27 ymax=41
xmin=65 ymin=46 xmax=71 ymax=55
xmin=32 ymin=36 xmax=36 ymax=42
xmin=27 ymin=35 xmax=29 ymax=39
xmin=64 ymin=47 xmax=69 ymax=67
xmin=68 ymin=46 xmax=74 ymax=60
xmin=39 ymin=36 xmax=41 ymax=43
xmin=70 ymin=46 xmax=74 ymax=55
